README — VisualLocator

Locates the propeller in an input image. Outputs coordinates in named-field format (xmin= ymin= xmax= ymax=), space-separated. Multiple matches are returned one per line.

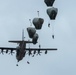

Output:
xmin=28 ymin=50 xmax=32 ymax=56
xmin=9 ymin=49 xmax=14 ymax=55
xmin=32 ymin=50 xmax=37 ymax=57
xmin=37 ymin=49 xmax=42 ymax=56
xmin=0 ymin=49 xmax=5 ymax=54
xmin=6 ymin=49 xmax=9 ymax=54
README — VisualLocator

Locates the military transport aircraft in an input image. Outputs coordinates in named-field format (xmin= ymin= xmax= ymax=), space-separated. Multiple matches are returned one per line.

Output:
xmin=0 ymin=30 xmax=57 ymax=66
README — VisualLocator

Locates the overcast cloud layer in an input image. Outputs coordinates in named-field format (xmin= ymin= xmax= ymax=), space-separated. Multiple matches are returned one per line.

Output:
xmin=0 ymin=0 xmax=76 ymax=75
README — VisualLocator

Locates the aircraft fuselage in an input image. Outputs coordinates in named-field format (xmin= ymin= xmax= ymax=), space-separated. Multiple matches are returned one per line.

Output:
xmin=16 ymin=41 xmax=26 ymax=62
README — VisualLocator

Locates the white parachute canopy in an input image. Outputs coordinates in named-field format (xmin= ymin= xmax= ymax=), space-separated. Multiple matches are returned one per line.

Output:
xmin=47 ymin=7 xmax=58 ymax=20
xmin=32 ymin=18 xmax=44 ymax=30
xmin=44 ymin=0 xmax=55 ymax=6
xmin=32 ymin=33 xmax=39 ymax=44
xmin=27 ymin=27 xmax=36 ymax=38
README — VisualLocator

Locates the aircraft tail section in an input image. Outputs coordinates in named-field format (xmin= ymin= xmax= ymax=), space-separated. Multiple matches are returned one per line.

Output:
xmin=9 ymin=29 xmax=33 ymax=44
xmin=22 ymin=29 xmax=24 ymax=41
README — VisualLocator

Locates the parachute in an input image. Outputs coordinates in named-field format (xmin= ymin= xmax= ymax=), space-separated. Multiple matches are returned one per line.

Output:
xmin=47 ymin=7 xmax=58 ymax=20
xmin=32 ymin=18 xmax=44 ymax=30
xmin=32 ymin=33 xmax=39 ymax=44
xmin=27 ymin=27 xmax=36 ymax=38
xmin=44 ymin=0 xmax=55 ymax=6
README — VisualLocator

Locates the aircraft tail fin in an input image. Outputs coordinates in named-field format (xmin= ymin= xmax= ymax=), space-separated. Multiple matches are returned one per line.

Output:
xmin=9 ymin=29 xmax=33 ymax=44
xmin=22 ymin=29 xmax=24 ymax=41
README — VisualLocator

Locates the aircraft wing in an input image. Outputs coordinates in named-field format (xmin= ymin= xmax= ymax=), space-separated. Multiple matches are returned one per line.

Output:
xmin=0 ymin=47 xmax=17 ymax=54
xmin=26 ymin=48 xmax=57 ymax=55
xmin=0 ymin=47 xmax=16 ymax=50
xmin=0 ymin=47 xmax=57 ymax=51
xmin=0 ymin=47 xmax=57 ymax=55
xmin=26 ymin=48 xmax=57 ymax=50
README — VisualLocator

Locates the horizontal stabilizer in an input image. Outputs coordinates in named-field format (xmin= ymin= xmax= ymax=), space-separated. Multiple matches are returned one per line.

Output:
xmin=9 ymin=40 xmax=33 ymax=43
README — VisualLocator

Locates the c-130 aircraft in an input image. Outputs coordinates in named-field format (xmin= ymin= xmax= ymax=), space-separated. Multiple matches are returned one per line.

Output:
xmin=0 ymin=30 xmax=57 ymax=66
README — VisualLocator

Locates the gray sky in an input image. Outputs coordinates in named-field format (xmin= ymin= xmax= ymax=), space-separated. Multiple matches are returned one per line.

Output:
xmin=0 ymin=0 xmax=76 ymax=75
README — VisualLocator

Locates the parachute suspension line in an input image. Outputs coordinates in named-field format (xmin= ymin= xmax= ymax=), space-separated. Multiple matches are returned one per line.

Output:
xmin=38 ymin=31 xmax=41 ymax=48
xmin=48 ymin=16 xmax=51 ymax=28
xmin=37 ymin=11 xmax=39 ymax=17
xmin=48 ymin=19 xmax=51 ymax=28
xmin=48 ymin=19 xmax=54 ymax=39
xmin=27 ymin=54 xmax=30 ymax=64
xmin=28 ymin=39 xmax=30 ymax=48
xmin=29 ymin=19 xmax=32 ymax=26
xmin=39 ymin=36 xmax=40 ymax=48
xmin=27 ymin=39 xmax=30 ymax=64
xmin=52 ymin=23 xmax=54 ymax=39
xmin=16 ymin=61 xmax=19 ymax=66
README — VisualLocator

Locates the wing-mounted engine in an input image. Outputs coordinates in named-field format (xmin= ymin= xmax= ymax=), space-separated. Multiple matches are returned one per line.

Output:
xmin=0 ymin=49 xmax=5 ymax=54
xmin=9 ymin=49 xmax=15 ymax=55
xmin=0 ymin=47 xmax=15 ymax=55
xmin=0 ymin=48 xmax=15 ymax=55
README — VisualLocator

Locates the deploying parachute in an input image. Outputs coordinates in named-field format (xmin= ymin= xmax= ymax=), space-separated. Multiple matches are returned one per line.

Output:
xmin=27 ymin=27 xmax=36 ymax=38
xmin=47 ymin=7 xmax=58 ymax=20
xmin=32 ymin=18 xmax=44 ymax=30
xmin=44 ymin=0 xmax=55 ymax=6
xmin=32 ymin=33 xmax=39 ymax=44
